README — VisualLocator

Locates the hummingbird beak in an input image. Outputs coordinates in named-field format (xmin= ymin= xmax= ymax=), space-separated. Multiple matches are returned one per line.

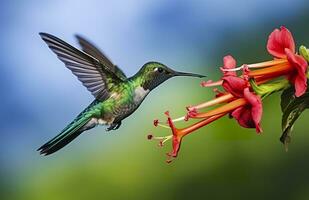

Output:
xmin=173 ymin=71 xmax=206 ymax=78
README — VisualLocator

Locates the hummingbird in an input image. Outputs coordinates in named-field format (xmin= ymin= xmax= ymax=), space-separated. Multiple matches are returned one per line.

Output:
xmin=38 ymin=33 xmax=205 ymax=155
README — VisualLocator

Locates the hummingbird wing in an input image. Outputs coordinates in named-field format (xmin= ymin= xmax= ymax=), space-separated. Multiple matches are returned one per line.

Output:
xmin=40 ymin=33 xmax=123 ymax=100
xmin=75 ymin=34 xmax=127 ymax=80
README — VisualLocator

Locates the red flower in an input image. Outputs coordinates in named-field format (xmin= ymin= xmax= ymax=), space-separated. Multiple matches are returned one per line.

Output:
xmin=221 ymin=55 xmax=248 ymax=97
xmin=221 ymin=57 xmax=263 ymax=133
xmin=231 ymin=88 xmax=263 ymax=133
xmin=267 ymin=26 xmax=295 ymax=58
xmin=285 ymin=49 xmax=308 ymax=97
xmin=149 ymin=26 xmax=308 ymax=163
xmin=150 ymin=111 xmax=225 ymax=163
xmin=267 ymin=26 xmax=308 ymax=97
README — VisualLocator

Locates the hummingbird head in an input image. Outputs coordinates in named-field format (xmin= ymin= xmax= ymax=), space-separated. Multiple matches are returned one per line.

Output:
xmin=136 ymin=62 xmax=206 ymax=90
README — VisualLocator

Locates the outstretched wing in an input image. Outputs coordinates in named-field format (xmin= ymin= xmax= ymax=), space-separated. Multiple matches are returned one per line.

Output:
xmin=75 ymin=34 xmax=127 ymax=80
xmin=40 ymin=32 xmax=123 ymax=100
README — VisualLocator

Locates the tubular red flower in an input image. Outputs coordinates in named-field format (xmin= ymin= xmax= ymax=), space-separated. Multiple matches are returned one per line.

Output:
xmin=222 ymin=87 xmax=263 ymax=133
xmin=266 ymin=26 xmax=308 ymax=97
xmin=164 ymin=111 xmax=225 ymax=162
xmin=221 ymin=56 xmax=248 ymax=97
xmin=285 ymin=48 xmax=308 ymax=97
xmin=267 ymin=26 xmax=295 ymax=58
xmin=243 ymin=88 xmax=263 ymax=133
xmin=221 ymin=64 xmax=263 ymax=133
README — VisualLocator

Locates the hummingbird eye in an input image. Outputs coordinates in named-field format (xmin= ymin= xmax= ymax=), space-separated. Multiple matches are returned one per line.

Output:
xmin=155 ymin=67 xmax=164 ymax=73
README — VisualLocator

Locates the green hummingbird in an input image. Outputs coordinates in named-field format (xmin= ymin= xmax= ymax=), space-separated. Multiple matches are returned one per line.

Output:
xmin=38 ymin=33 xmax=205 ymax=155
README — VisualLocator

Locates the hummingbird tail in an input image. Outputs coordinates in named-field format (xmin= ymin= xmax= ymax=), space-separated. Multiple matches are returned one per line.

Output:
xmin=37 ymin=114 xmax=93 ymax=156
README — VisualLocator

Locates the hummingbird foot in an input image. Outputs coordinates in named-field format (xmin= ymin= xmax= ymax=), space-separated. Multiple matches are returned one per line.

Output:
xmin=106 ymin=121 xmax=122 ymax=131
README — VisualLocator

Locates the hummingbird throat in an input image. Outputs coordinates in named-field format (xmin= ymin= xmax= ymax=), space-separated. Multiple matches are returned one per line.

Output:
xmin=133 ymin=86 xmax=150 ymax=103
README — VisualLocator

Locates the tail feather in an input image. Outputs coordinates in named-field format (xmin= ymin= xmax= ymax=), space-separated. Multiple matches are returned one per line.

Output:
xmin=38 ymin=113 xmax=92 ymax=156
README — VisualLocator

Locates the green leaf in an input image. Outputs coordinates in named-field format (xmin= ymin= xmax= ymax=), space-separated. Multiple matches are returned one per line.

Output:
xmin=281 ymin=86 xmax=296 ymax=113
xmin=280 ymin=86 xmax=309 ymax=151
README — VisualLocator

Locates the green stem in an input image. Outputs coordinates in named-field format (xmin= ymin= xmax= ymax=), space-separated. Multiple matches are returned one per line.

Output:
xmin=250 ymin=79 xmax=290 ymax=99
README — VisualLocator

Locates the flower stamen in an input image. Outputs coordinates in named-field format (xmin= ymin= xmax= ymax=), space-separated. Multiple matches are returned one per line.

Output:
xmin=147 ymin=134 xmax=173 ymax=147
xmin=157 ymin=123 xmax=170 ymax=129
xmin=171 ymin=116 xmax=186 ymax=122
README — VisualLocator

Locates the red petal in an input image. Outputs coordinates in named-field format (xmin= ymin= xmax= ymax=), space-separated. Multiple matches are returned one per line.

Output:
xmin=164 ymin=111 xmax=183 ymax=158
xmin=222 ymin=76 xmax=247 ymax=97
xmin=222 ymin=55 xmax=237 ymax=76
xmin=213 ymin=88 xmax=226 ymax=98
xmin=167 ymin=136 xmax=182 ymax=158
xmin=285 ymin=48 xmax=308 ymax=97
xmin=231 ymin=106 xmax=255 ymax=128
xmin=243 ymin=88 xmax=263 ymax=133
xmin=223 ymin=55 xmax=236 ymax=69
xmin=267 ymin=26 xmax=295 ymax=58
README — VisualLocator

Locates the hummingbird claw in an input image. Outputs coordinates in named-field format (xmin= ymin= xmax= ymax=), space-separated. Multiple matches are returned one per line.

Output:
xmin=106 ymin=121 xmax=122 ymax=131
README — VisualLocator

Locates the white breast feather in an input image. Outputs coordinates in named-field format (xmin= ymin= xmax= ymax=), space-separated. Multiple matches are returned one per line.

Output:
xmin=133 ymin=86 xmax=150 ymax=103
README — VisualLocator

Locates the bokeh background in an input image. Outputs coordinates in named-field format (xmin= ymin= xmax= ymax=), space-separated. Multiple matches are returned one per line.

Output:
xmin=1 ymin=0 xmax=309 ymax=199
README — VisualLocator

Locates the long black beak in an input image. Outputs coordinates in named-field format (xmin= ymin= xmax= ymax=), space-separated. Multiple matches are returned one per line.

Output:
xmin=173 ymin=71 xmax=206 ymax=78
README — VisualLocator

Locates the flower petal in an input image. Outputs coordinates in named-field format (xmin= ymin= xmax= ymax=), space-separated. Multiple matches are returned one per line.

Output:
xmin=167 ymin=136 xmax=182 ymax=158
xmin=222 ymin=76 xmax=247 ymax=97
xmin=164 ymin=111 xmax=183 ymax=158
xmin=285 ymin=48 xmax=308 ymax=97
xmin=231 ymin=106 xmax=255 ymax=128
xmin=243 ymin=88 xmax=263 ymax=133
xmin=222 ymin=55 xmax=237 ymax=76
xmin=267 ymin=26 xmax=295 ymax=58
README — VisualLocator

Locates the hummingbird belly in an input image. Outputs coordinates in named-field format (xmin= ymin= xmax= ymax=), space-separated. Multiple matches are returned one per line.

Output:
xmin=90 ymin=85 xmax=150 ymax=127
xmin=81 ymin=117 xmax=113 ymax=132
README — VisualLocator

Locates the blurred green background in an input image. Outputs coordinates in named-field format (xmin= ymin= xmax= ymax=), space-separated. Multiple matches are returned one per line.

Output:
xmin=1 ymin=0 xmax=309 ymax=199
